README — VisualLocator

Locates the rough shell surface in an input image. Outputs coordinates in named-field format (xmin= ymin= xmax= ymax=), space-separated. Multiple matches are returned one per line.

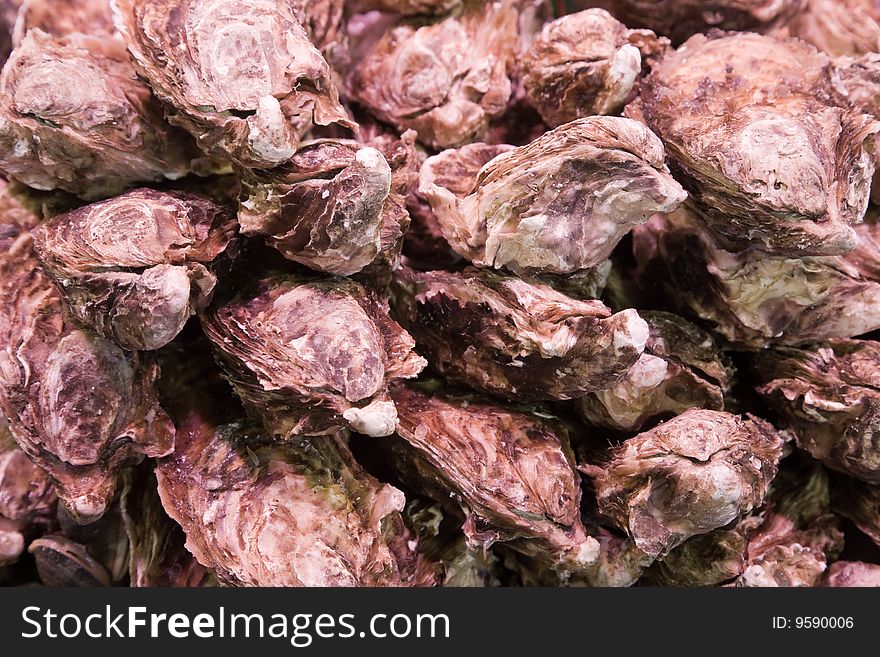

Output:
xmin=582 ymin=408 xmax=785 ymax=558
xmin=112 ymin=0 xmax=354 ymax=168
xmin=33 ymin=188 xmax=237 ymax=350
xmin=419 ymin=116 xmax=686 ymax=275
xmin=638 ymin=31 xmax=878 ymax=256
xmin=0 ymin=30 xmax=199 ymax=199
xmin=201 ymin=274 xmax=425 ymax=438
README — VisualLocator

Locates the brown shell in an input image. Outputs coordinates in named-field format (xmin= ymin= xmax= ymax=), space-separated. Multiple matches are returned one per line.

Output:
xmin=576 ymin=311 xmax=732 ymax=431
xmin=648 ymin=455 xmax=842 ymax=586
xmin=201 ymin=273 xmax=425 ymax=438
xmin=0 ymin=182 xmax=174 ymax=523
xmin=345 ymin=0 xmax=520 ymax=149
xmin=386 ymin=382 xmax=600 ymax=575
xmin=12 ymin=0 xmax=116 ymax=45
xmin=33 ymin=188 xmax=238 ymax=351
xmin=638 ymin=31 xmax=878 ymax=255
xmin=238 ymin=140 xmax=394 ymax=276
xmin=391 ymin=266 xmax=648 ymax=401
xmin=593 ymin=0 xmax=805 ymax=46
xmin=154 ymin=348 xmax=434 ymax=587
xmin=755 ymin=339 xmax=880 ymax=483
xmin=522 ymin=9 xmax=668 ymax=127
xmin=823 ymin=561 xmax=880 ymax=587
xmin=112 ymin=0 xmax=354 ymax=168
xmin=0 ymin=31 xmax=200 ymax=199
xmin=632 ymin=207 xmax=880 ymax=347
xmin=582 ymin=408 xmax=786 ymax=558
xmin=419 ymin=117 xmax=686 ymax=275
xmin=777 ymin=0 xmax=880 ymax=56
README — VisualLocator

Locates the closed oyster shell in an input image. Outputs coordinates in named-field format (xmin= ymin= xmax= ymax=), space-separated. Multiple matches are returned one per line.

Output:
xmin=731 ymin=458 xmax=843 ymax=588
xmin=638 ymin=31 xmax=879 ymax=256
xmin=419 ymin=116 xmax=686 ymax=275
xmin=576 ymin=311 xmax=732 ymax=431
xmin=648 ymin=455 xmax=842 ymax=587
xmin=832 ymin=54 xmax=880 ymax=205
xmin=238 ymin=140 xmax=393 ymax=276
xmin=729 ymin=514 xmax=842 ymax=587
xmin=522 ymin=9 xmax=668 ymax=126
xmin=0 ymin=181 xmax=174 ymax=523
xmin=0 ymin=30 xmax=199 ymax=199
xmin=823 ymin=561 xmax=880 ymax=587
xmin=0 ymin=422 xmax=55 ymax=523
xmin=385 ymin=382 xmax=600 ymax=575
xmin=29 ymin=535 xmax=113 ymax=586
xmin=158 ymin=421 xmax=434 ymax=586
xmin=0 ymin=421 xmax=55 ymax=567
xmin=592 ymin=0 xmax=804 ymax=45
xmin=33 ymin=188 xmax=237 ymax=351
xmin=202 ymin=273 xmax=425 ymax=438
xmin=581 ymin=408 xmax=786 ymax=558
xmin=155 ymin=350 xmax=434 ymax=587
xmin=632 ymin=207 xmax=880 ymax=347
xmin=778 ymin=0 xmax=880 ymax=56
xmin=345 ymin=0 xmax=520 ymax=149
xmin=391 ymin=266 xmax=648 ymax=401
xmin=12 ymin=0 xmax=116 ymax=44
xmin=112 ymin=0 xmax=354 ymax=168
xmin=291 ymin=0 xmax=343 ymax=50
xmin=755 ymin=339 xmax=880 ymax=483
